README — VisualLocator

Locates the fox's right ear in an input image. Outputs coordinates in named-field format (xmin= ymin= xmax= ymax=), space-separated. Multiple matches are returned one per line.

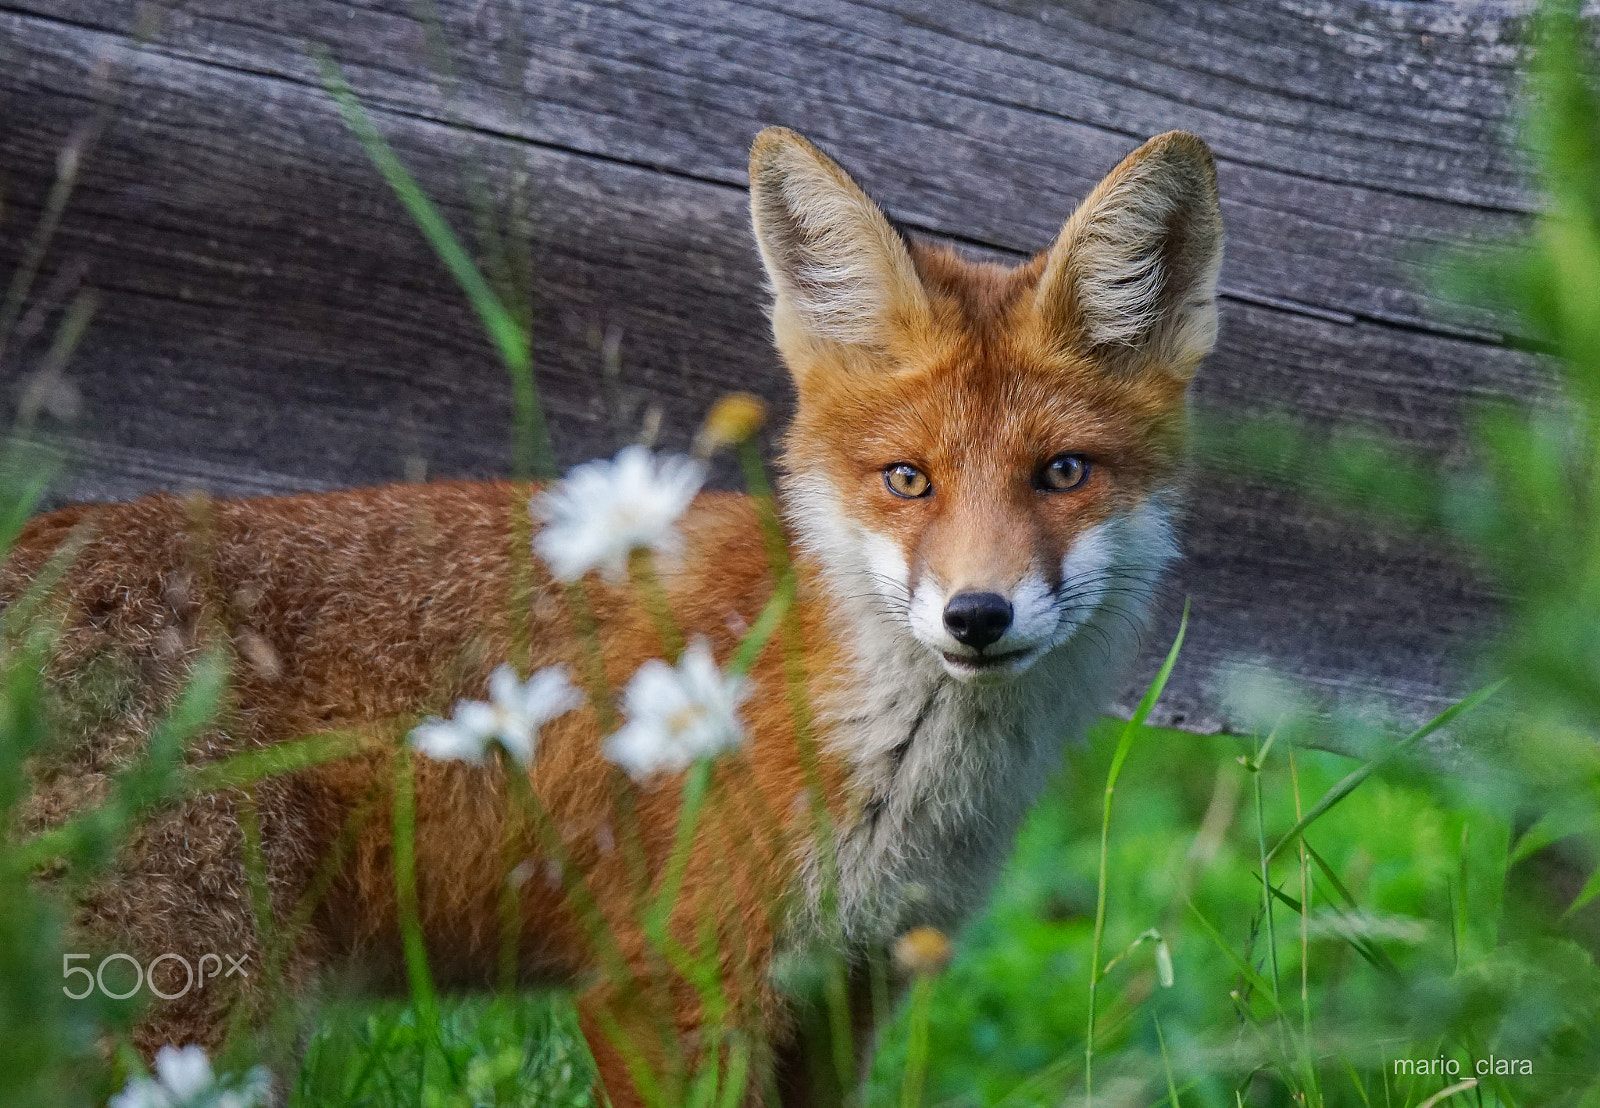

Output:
xmin=749 ymin=128 xmax=931 ymax=364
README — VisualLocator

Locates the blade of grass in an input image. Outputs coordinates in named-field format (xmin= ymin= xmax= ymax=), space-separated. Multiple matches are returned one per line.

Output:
xmin=14 ymin=288 xmax=97 ymax=436
xmin=1509 ymin=805 xmax=1591 ymax=865
xmin=1249 ymin=728 xmax=1282 ymax=1004
xmin=630 ymin=550 xmax=685 ymax=663
xmin=316 ymin=53 xmax=555 ymax=482
xmin=1289 ymin=747 xmax=1322 ymax=1108
xmin=1417 ymin=1079 xmax=1478 ymax=1108
xmin=1086 ymin=601 xmax=1188 ymax=1107
xmin=390 ymin=742 xmax=442 ymax=1062
xmin=0 ymin=444 xmax=59 ymax=556
xmin=1 ymin=0 xmax=169 ymax=370
xmin=715 ymin=1034 xmax=751 ymax=1108
xmin=187 ymin=729 xmax=368 ymax=794
xmin=236 ymin=786 xmax=279 ymax=965
xmin=1342 ymin=1055 xmax=1374 ymax=1108
xmin=1562 ymin=863 xmax=1600 ymax=918
xmin=268 ymin=789 xmax=381 ymax=988
xmin=0 ymin=103 xmax=104 ymax=371
xmin=10 ymin=650 xmax=229 ymax=875
xmin=729 ymin=577 xmax=793 ymax=677
xmin=1265 ymin=681 xmax=1503 ymax=867
xmin=645 ymin=758 xmax=714 ymax=942
xmin=1261 ymin=877 xmax=1396 ymax=981
xmin=1184 ymin=898 xmax=1288 ymax=1021
xmin=1302 ymin=842 xmax=1404 ymax=979
xmin=1155 ymin=1015 xmax=1182 ymax=1108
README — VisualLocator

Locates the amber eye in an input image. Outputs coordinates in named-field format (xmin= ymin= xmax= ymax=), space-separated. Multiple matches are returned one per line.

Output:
xmin=884 ymin=463 xmax=932 ymax=499
xmin=1037 ymin=454 xmax=1091 ymax=492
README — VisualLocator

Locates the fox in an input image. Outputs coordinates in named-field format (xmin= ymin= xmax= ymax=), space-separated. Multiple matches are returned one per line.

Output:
xmin=2 ymin=126 xmax=1222 ymax=1104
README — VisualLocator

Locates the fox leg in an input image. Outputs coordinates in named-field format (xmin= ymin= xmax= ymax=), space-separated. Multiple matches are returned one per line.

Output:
xmin=576 ymin=979 xmax=673 ymax=1108
xmin=771 ymin=956 xmax=893 ymax=1107
xmin=576 ymin=966 xmax=790 ymax=1108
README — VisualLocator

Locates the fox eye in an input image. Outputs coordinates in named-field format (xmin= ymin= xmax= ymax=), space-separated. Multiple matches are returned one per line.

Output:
xmin=1037 ymin=454 xmax=1091 ymax=492
xmin=884 ymin=463 xmax=932 ymax=499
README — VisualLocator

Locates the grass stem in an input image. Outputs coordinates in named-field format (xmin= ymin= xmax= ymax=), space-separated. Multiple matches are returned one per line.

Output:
xmin=900 ymin=976 xmax=934 ymax=1108
xmin=1251 ymin=731 xmax=1281 ymax=1004
xmin=630 ymin=550 xmax=685 ymax=663
xmin=1086 ymin=603 xmax=1187 ymax=1106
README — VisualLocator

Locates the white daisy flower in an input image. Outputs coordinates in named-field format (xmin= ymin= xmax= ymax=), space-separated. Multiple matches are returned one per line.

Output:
xmin=532 ymin=445 xmax=706 ymax=583
xmin=110 ymin=1044 xmax=271 ymax=1108
xmin=604 ymin=638 xmax=749 ymax=780
xmin=410 ymin=664 xmax=583 ymax=766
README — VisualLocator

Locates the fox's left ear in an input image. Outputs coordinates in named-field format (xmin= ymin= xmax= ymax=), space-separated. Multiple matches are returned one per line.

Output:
xmin=1035 ymin=131 xmax=1223 ymax=380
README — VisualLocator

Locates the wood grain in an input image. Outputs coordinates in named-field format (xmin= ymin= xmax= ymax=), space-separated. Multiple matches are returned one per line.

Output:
xmin=0 ymin=0 xmax=1551 ymax=732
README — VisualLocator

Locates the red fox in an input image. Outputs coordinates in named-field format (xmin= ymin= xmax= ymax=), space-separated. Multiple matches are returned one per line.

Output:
xmin=3 ymin=127 xmax=1221 ymax=1104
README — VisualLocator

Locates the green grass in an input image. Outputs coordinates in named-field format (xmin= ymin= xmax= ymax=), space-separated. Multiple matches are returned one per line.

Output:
xmin=293 ymin=992 xmax=591 ymax=1107
xmin=860 ymin=722 xmax=1516 ymax=1107
xmin=289 ymin=713 xmax=1598 ymax=1107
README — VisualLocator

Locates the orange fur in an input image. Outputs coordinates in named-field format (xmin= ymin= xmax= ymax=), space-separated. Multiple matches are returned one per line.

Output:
xmin=2 ymin=128 xmax=1221 ymax=1105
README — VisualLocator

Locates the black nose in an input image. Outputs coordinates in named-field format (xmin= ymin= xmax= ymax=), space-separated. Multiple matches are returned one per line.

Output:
xmin=943 ymin=592 xmax=1013 ymax=650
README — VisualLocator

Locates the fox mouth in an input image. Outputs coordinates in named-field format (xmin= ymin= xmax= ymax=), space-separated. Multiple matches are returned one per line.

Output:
xmin=938 ymin=647 xmax=1037 ymax=678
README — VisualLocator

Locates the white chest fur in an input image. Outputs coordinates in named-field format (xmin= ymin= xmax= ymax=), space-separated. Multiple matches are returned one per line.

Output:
xmin=781 ymin=476 xmax=1177 ymax=951
xmin=814 ymin=598 xmax=1150 ymax=947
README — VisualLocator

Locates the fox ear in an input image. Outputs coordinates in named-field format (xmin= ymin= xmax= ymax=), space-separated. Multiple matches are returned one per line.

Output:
xmin=749 ymin=127 xmax=931 ymax=357
xmin=1035 ymin=131 xmax=1223 ymax=379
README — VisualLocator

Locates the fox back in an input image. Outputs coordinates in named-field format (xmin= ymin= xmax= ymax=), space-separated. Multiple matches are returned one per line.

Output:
xmin=4 ymin=127 xmax=1221 ymax=1105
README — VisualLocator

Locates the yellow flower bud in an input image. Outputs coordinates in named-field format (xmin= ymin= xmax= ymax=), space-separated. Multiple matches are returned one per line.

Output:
xmin=695 ymin=393 xmax=768 ymax=455
xmin=892 ymin=926 xmax=953 ymax=977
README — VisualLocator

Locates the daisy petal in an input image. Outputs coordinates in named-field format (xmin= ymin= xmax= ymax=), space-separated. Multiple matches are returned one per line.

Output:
xmin=532 ymin=446 xmax=706 ymax=584
xmin=604 ymin=638 xmax=747 ymax=780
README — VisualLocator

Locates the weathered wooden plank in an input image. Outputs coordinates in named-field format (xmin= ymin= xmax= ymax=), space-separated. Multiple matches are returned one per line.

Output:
xmin=4 ymin=0 xmax=1534 ymax=337
xmin=0 ymin=2 xmax=1546 ymax=731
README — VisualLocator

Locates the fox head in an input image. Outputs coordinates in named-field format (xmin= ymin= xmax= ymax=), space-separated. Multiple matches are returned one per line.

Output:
xmin=750 ymin=127 xmax=1222 ymax=683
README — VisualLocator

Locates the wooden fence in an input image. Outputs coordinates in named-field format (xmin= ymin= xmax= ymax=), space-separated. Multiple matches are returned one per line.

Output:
xmin=0 ymin=0 xmax=1550 ymax=730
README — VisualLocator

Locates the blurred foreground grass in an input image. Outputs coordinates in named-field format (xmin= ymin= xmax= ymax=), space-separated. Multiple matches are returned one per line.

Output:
xmin=292 ymin=711 xmax=1596 ymax=1107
